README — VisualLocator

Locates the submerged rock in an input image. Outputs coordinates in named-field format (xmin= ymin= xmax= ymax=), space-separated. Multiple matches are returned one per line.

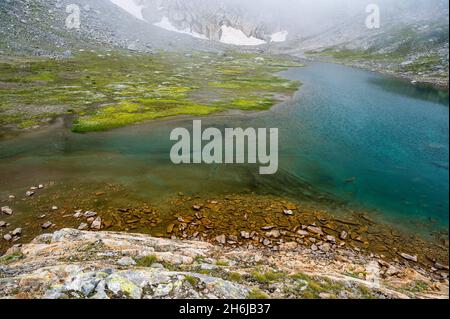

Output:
xmin=400 ymin=253 xmax=418 ymax=262
xmin=1 ymin=206 xmax=13 ymax=215
xmin=41 ymin=221 xmax=53 ymax=229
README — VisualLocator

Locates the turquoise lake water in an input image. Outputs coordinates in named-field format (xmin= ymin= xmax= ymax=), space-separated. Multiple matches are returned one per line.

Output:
xmin=0 ymin=62 xmax=448 ymax=232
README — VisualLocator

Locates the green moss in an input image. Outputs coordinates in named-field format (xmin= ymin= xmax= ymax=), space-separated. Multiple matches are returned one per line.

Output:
xmin=135 ymin=255 xmax=158 ymax=267
xmin=227 ymin=272 xmax=242 ymax=282
xmin=184 ymin=275 xmax=200 ymax=287
xmin=0 ymin=252 xmax=24 ymax=265
xmin=251 ymin=270 xmax=285 ymax=284
xmin=1 ymin=51 xmax=302 ymax=132
xmin=247 ymin=288 xmax=269 ymax=299
xmin=405 ymin=280 xmax=429 ymax=293
xmin=216 ymin=260 xmax=229 ymax=266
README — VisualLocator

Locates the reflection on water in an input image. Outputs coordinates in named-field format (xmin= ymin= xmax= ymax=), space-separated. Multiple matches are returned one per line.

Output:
xmin=369 ymin=77 xmax=449 ymax=106
xmin=0 ymin=62 xmax=448 ymax=235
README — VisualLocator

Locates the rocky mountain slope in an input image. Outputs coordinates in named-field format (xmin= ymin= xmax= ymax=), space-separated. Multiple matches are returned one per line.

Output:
xmin=0 ymin=229 xmax=448 ymax=299
xmin=0 ymin=0 xmax=226 ymax=57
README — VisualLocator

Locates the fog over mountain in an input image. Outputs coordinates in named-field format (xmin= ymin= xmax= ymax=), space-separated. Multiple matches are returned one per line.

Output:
xmin=109 ymin=0 xmax=449 ymax=45
xmin=1 ymin=0 xmax=448 ymax=57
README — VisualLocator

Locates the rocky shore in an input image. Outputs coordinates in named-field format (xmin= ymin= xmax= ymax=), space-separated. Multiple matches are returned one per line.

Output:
xmin=0 ymin=228 xmax=448 ymax=299
xmin=1 ymin=183 xmax=449 ymax=299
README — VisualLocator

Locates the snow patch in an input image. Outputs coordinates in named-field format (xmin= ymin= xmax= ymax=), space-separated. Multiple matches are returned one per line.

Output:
xmin=270 ymin=31 xmax=288 ymax=43
xmin=219 ymin=25 xmax=267 ymax=46
xmin=110 ymin=0 xmax=145 ymax=21
xmin=153 ymin=16 xmax=208 ymax=40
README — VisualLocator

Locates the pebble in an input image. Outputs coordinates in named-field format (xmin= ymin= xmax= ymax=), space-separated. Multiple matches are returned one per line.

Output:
xmin=400 ymin=253 xmax=418 ymax=262
xmin=261 ymin=225 xmax=275 ymax=231
xmin=192 ymin=205 xmax=201 ymax=211
xmin=51 ymin=206 xmax=58 ymax=211
xmin=84 ymin=211 xmax=97 ymax=218
xmin=3 ymin=234 xmax=12 ymax=241
xmin=307 ymin=226 xmax=324 ymax=236
xmin=266 ymin=229 xmax=281 ymax=238
xmin=215 ymin=234 xmax=226 ymax=244
xmin=91 ymin=217 xmax=102 ymax=230
xmin=38 ymin=184 xmax=44 ymax=189
xmin=1 ymin=206 xmax=13 ymax=215
xmin=311 ymin=244 xmax=318 ymax=251
xmin=240 ymin=231 xmax=251 ymax=239
xmin=12 ymin=228 xmax=22 ymax=236
xmin=297 ymin=230 xmax=309 ymax=236
xmin=41 ymin=221 xmax=53 ymax=229
xmin=435 ymin=262 xmax=449 ymax=271
xmin=0 ymin=221 xmax=6 ymax=227
xmin=326 ymin=235 xmax=336 ymax=243
xmin=340 ymin=231 xmax=348 ymax=240
xmin=26 ymin=191 xmax=35 ymax=197
xmin=117 ymin=257 xmax=136 ymax=266
xmin=319 ymin=243 xmax=331 ymax=252
xmin=8 ymin=195 xmax=15 ymax=199
xmin=283 ymin=209 xmax=294 ymax=216
xmin=73 ymin=211 xmax=82 ymax=218
xmin=78 ymin=223 xmax=89 ymax=230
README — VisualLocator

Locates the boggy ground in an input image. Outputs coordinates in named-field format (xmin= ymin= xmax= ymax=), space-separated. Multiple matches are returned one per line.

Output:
xmin=1 ymin=183 xmax=448 ymax=299
xmin=0 ymin=50 xmax=301 ymax=136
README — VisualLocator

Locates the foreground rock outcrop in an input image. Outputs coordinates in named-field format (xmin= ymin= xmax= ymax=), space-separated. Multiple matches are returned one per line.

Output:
xmin=0 ymin=229 xmax=448 ymax=299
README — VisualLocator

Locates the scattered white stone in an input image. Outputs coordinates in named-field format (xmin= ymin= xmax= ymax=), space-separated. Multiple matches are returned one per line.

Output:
xmin=84 ymin=211 xmax=97 ymax=218
xmin=78 ymin=223 xmax=89 ymax=230
xmin=51 ymin=206 xmax=58 ymax=211
xmin=12 ymin=228 xmax=22 ymax=236
xmin=8 ymin=195 xmax=15 ymax=199
xmin=117 ymin=257 xmax=136 ymax=266
xmin=340 ymin=231 xmax=348 ymax=240
xmin=283 ymin=209 xmax=294 ymax=216
xmin=215 ymin=234 xmax=226 ymax=244
xmin=3 ymin=234 xmax=12 ymax=241
xmin=73 ymin=210 xmax=83 ymax=218
xmin=26 ymin=191 xmax=35 ymax=197
xmin=266 ymin=229 xmax=281 ymax=238
xmin=41 ymin=221 xmax=53 ymax=229
xmin=307 ymin=226 xmax=324 ymax=236
xmin=326 ymin=235 xmax=336 ymax=243
xmin=240 ymin=231 xmax=250 ymax=239
xmin=297 ymin=230 xmax=309 ymax=236
xmin=400 ymin=253 xmax=418 ymax=262
xmin=91 ymin=217 xmax=102 ymax=230
xmin=38 ymin=184 xmax=44 ymax=189
xmin=1 ymin=206 xmax=13 ymax=215
xmin=0 ymin=221 xmax=6 ymax=227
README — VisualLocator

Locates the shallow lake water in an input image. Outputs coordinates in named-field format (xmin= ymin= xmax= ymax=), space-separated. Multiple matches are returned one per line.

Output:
xmin=0 ymin=62 xmax=448 ymax=235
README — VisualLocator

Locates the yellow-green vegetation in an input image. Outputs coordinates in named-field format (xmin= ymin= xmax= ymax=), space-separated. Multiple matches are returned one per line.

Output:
xmin=135 ymin=255 xmax=158 ymax=267
xmin=216 ymin=260 xmax=229 ymax=266
xmin=251 ymin=270 xmax=286 ymax=284
xmin=227 ymin=272 xmax=243 ymax=282
xmin=0 ymin=51 xmax=302 ymax=132
xmin=247 ymin=288 xmax=269 ymax=299
xmin=184 ymin=275 xmax=200 ymax=287
xmin=0 ymin=252 xmax=24 ymax=265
